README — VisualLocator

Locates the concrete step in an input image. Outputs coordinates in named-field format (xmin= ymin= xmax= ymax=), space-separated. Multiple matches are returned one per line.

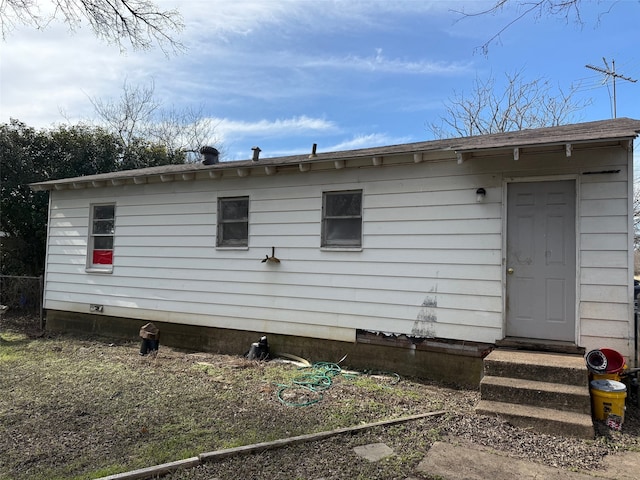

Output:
xmin=475 ymin=399 xmax=595 ymax=439
xmin=480 ymin=375 xmax=591 ymax=414
xmin=496 ymin=337 xmax=585 ymax=355
xmin=484 ymin=349 xmax=588 ymax=386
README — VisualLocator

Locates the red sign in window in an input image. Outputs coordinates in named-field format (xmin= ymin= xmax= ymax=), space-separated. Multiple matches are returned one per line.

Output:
xmin=93 ymin=250 xmax=113 ymax=265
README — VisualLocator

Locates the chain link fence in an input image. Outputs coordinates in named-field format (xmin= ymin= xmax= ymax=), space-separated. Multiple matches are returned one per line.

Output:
xmin=0 ymin=275 xmax=44 ymax=329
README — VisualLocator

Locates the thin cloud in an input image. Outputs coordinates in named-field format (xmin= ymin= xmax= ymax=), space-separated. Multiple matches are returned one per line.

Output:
xmin=243 ymin=132 xmax=411 ymax=159
xmin=328 ymin=133 xmax=412 ymax=152
xmin=213 ymin=116 xmax=339 ymax=157
xmin=215 ymin=116 xmax=336 ymax=138
xmin=302 ymin=49 xmax=474 ymax=75
xmin=177 ymin=0 xmax=460 ymax=42
xmin=1 ymin=0 xmax=478 ymax=129
xmin=211 ymin=117 xmax=410 ymax=160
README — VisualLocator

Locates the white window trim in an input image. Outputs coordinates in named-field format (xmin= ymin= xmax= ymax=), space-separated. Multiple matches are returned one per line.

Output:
xmin=321 ymin=189 xmax=363 ymax=249
xmin=86 ymin=203 xmax=115 ymax=274
xmin=216 ymin=196 xmax=250 ymax=248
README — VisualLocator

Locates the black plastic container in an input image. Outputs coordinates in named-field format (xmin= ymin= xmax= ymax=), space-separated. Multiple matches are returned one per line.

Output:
xmin=139 ymin=338 xmax=159 ymax=356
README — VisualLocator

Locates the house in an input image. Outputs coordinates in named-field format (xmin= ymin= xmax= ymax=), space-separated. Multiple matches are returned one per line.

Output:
xmin=30 ymin=118 xmax=640 ymax=387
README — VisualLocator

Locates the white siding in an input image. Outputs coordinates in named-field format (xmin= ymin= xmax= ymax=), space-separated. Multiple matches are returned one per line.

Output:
xmin=43 ymin=144 xmax=634 ymax=355
xmin=577 ymin=156 xmax=633 ymax=357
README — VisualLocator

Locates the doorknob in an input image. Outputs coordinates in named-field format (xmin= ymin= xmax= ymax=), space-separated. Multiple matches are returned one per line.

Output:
xmin=507 ymin=268 xmax=514 ymax=275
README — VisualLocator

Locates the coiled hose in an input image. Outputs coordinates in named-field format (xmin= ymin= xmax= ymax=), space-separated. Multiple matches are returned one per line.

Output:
xmin=276 ymin=362 xmax=398 ymax=407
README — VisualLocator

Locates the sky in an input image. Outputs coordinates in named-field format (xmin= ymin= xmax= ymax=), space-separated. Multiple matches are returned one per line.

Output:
xmin=1 ymin=0 xmax=639 ymax=161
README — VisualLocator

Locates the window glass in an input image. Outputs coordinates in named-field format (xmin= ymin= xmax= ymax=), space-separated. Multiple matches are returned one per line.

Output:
xmin=218 ymin=196 xmax=249 ymax=247
xmin=93 ymin=205 xmax=115 ymax=219
xmin=89 ymin=204 xmax=115 ymax=269
xmin=325 ymin=218 xmax=362 ymax=242
xmin=221 ymin=223 xmax=248 ymax=242
xmin=322 ymin=190 xmax=362 ymax=247
xmin=220 ymin=199 xmax=249 ymax=219
xmin=92 ymin=219 xmax=114 ymax=235
xmin=93 ymin=236 xmax=114 ymax=250
xmin=325 ymin=192 xmax=361 ymax=217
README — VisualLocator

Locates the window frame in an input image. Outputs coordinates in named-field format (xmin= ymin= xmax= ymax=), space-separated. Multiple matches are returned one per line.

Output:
xmin=321 ymin=189 xmax=363 ymax=249
xmin=86 ymin=203 xmax=116 ymax=273
xmin=216 ymin=196 xmax=250 ymax=248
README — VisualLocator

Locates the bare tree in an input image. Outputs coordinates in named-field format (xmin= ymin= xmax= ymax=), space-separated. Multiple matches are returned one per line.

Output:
xmin=428 ymin=70 xmax=589 ymax=138
xmin=452 ymin=0 xmax=610 ymax=55
xmin=90 ymin=80 xmax=159 ymax=147
xmin=153 ymin=106 xmax=221 ymax=160
xmin=453 ymin=1 xmax=581 ymax=55
xmin=0 ymin=0 xmax=184 ymax=54
xmin=91 ymin=79 xmax=221 ymax=162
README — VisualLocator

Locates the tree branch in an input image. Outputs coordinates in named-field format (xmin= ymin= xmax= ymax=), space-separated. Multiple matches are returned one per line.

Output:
xmin=452 ymin=0 xmax=583 ymax=55
xmin=0 ymin=0 xmax=184 ymax=54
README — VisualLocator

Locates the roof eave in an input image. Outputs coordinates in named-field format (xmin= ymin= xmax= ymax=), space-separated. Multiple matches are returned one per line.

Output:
xmin=28 ymin=118 xmax=640 ymax=192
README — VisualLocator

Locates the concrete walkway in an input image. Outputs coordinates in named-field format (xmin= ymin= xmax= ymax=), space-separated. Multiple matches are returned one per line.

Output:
xmin=413 ymin=441 xmax=639 ymax=480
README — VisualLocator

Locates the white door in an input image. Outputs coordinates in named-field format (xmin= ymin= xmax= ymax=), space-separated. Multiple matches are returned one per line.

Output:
xmin=506 ymin=180 xmax=576 ymax=341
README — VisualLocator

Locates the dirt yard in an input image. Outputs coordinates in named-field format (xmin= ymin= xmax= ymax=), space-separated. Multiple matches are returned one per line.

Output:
xmin=1 ymin=315 xmax=639 ymax=480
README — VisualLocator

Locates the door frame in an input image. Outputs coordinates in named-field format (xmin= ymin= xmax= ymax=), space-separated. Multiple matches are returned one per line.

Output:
xmin=501 ymin=175 xmax=581 ymax=344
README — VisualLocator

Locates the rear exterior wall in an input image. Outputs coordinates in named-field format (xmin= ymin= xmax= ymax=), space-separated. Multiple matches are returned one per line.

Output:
xmin=42 ymin=145 xmax=635 ymax=359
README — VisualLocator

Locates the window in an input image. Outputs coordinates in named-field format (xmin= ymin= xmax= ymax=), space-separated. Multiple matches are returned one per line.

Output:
xmin=217 ymin=196 xmax=249 ymax=247
xmin=322 ymin=190 xmax=362 ymax=248
xmin=88 ymin=204 xmax=115 ymax=270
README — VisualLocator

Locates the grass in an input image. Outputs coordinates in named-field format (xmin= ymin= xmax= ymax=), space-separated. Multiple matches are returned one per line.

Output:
xmin=0 ymin=327 xmax=459 ymax=480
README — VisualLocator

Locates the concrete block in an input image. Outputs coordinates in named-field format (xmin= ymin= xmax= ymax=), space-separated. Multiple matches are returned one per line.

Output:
xmin=353 ymin=443 xmax=395 ymax=462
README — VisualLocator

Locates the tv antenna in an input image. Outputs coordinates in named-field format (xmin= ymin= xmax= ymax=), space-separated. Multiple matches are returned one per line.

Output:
xmin=585 ymin=58 xmax=637 ymax=118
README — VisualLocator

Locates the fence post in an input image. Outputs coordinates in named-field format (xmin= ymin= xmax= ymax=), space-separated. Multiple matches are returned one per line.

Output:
xmin=39 ymin=275 xmax=44 ymax=330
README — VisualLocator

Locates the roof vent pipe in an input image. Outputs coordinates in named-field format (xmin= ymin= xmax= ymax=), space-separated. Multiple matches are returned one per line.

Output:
xmin=309 ymin=143 xmax=317 ymax=158
xmin=200 ymin=146 xmax=219 ymax=165
xmin=252 ymin=146 xmax=261 ymax=161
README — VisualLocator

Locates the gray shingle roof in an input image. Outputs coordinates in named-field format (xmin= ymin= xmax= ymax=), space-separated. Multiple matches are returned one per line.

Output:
xmin=30 ymin=117 xmax=640 ymax=191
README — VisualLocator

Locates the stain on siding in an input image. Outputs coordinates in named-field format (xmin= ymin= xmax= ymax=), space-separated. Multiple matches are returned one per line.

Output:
xmin=412 ymin=293 xmax=437 ymax=338
xmin=421 ymin=296 xmax=437 ymax=308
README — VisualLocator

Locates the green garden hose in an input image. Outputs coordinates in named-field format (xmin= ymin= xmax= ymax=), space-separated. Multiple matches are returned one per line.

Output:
xmin=276 ymin=362 xmax=342 ymax=407
xmin=276 ymin=362 xmax=401 ymax=407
